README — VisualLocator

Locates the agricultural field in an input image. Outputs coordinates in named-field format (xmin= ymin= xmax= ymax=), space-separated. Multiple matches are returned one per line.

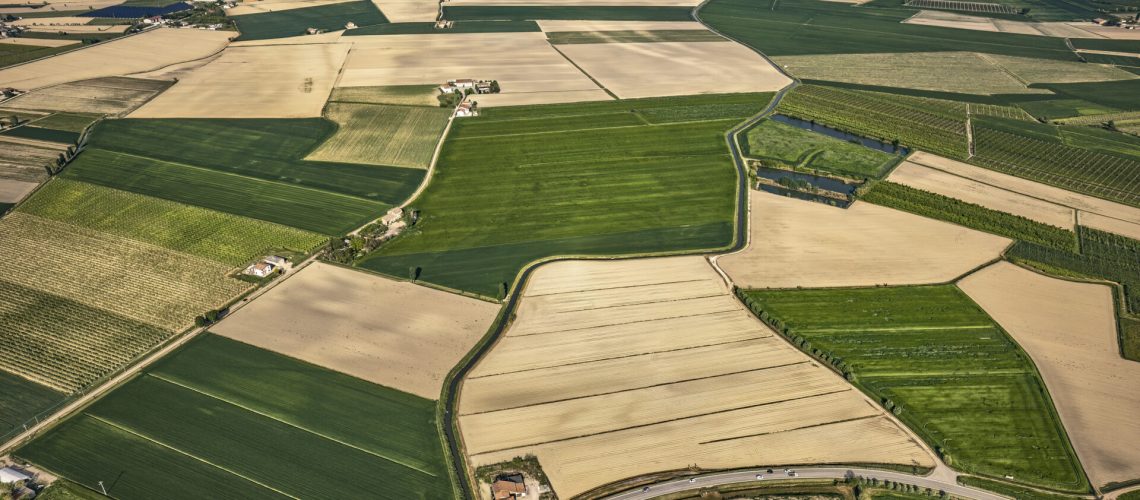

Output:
xmin=899 ymin=10 xmax=1097 ymax=37
xmin=225 ymin=0 xmax=357 ymax=16
xmin=16 ymin=334 xmax=453 ymax=499
xmin=358 ymin=93 xmax=769 ymax=296
xmin=546 ymin=29 xmax=724 ymax=44
xmin=61 ymin=118 xmax=422 ymax=234
xmin=343 ymin=19 xmax=540 ymax=34
xmin=742 ymin=285 xmax=1088 ymax=492
xmin=307 ymin=103 xmax=450 ymax=168
xmin=555 ymin=41 xmax=790 ymax=98
xmin=0 ymin=76 xmax=172 ymax=115
xmin=328 ymin=84 xmax=441 ymax=106
xmin=777 ymin=85 xmax=970 ymax=160
xmin=22 ymin=112 xmax=101 ymax=132
xmin=18 ymin=180 xmax=326 ymax=266
xmin=773 ymin=52 xmax=1047 ymax=95
xmin=960 ymin=262 xmax=1140 ymax=489
xmin=1006 ymin=227 xmax=1140 ymax=315
xmin=231 ymin=0 xmax=388 ymax=41
xmin=0 ymin=370 xmax=65 ymax=439
xmin=536 ymin=19 xmax=706 ymax=32
xmin=0 ymin=135 xmax=69 ymax=183
xmin=904 ymin=0 xmax=1021 ymax=14
xmin=0 ymin=29 xmax=231 ymax=91
xmin=370 ymin=0 xmax=438 ymax=21
xmin=461 ymin=256 xmax=934 ymax=496
xmin=131 ymin=44 xmax=350 ymax=119
xmin=744 ymin=118 xmax=899 ymax=179
xmin=338 ymin=32 xmax=610 ymax=107
xmin=441 ymin=5 xmax=696 ymax=21
xmin=211 ymin=262 xmax=499 ymax=399
xmin=719 ymin=193 xmax=1010 ymax=288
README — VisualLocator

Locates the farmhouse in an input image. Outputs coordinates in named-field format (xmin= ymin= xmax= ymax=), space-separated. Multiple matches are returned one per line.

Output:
xmin=491 ymin=473 xmax=527 ymax=499
xmin=455 ymin=101 xmax=476 ymax=117
xmin=243 ymin=256 xmax=286 ymax=278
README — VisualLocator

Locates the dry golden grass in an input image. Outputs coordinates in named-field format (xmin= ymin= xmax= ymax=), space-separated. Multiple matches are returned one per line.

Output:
xmin=8 ymin=16 xmax=92 ymax=26
xmin=0 ymin=28 xmax=231 ymax=91
xmin=907 ymin=151 xmax=1140 ymax=241
xmin=213 ymin=262 xmax=500 ymax=399
xmin=459 ymin=256 xmax=934 ymax=496
xmin=0 ymin=37 xmax=79 ymax=47
xmin=888 ymin=159 xmax=1075 ymax=229
xmin=719 ymin=193 xmax=1010 ymax=288
xmin=370 ymin=0 xmax=438 ymax=21
xmin=24 ymin=24 xmax=128 ymax=33
xmin=557 ymin=41 xmax=791 ymax=98
xmin=959 ymin=262 xmax=1140 ymax=488
xmin=131 ymin=43 xmax=348 ymax=118
xmin=227 ymin=0 xmax=356 ymax=15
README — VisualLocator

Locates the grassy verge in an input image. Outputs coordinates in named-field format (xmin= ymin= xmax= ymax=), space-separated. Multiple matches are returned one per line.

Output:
xmin=745 ymin=117 xmax=898 ymax=179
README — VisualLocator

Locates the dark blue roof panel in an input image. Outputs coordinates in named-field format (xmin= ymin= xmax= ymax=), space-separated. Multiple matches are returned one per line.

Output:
xmin=79 ymin=2 xmax=192 ymax=18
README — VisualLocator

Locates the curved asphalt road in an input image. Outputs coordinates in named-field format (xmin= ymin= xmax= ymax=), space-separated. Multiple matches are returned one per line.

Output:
xmin=603 ymin=467 xmax=1009 ymax=500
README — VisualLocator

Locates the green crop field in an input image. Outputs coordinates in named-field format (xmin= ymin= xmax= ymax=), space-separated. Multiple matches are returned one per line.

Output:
xmin=233 ymin=0 xmax=388 ymax=40
xmin=740 ymin=286 xmax=1088 ymax=492
xmin=1007 ymin=227 xmax=1140 ymax=317
xmin=547 ymin=30 xmax=725 ymax=44
xmin=442 ymin=5 xmax=694 ymax=21
xmin=19 ymin=180 xmax=326 ymax=266
xmin=744 ymin=118 xmax=898 ymax=179
xmin=344 ymin=20 xmax=540 ymax=35
xmin=28 ymin=112 xmax=101 ymax=133
xmin=18 ymin=334 xmax=452 ymax=499
xmin=329 ymin=85 xmax=442 ymax=106
xmin=1 ymin=125 xmax=79 ymax=144
xmin=0 ymin=43 xmax=74 ymax=70
xmin=0 ymin=369 xmax=64 ymax=439
xmin=308 ymin=103 xmax=451 ymax=168
xmin=1035 ymin=79 xmax=1140 ymax=111
xmin=358 ymin=93 xmax=769 ymax=296
xmin=778 ymin=85 xmax=969 ymax=160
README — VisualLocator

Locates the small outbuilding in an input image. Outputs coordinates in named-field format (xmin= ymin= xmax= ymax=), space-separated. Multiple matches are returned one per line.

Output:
xmin=0 ymin=467 xmax=31 ymax=484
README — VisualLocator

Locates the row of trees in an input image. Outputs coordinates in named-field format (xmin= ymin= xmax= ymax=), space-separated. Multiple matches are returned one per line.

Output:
xmin=735 ymin=288 xmax=856 ymax=383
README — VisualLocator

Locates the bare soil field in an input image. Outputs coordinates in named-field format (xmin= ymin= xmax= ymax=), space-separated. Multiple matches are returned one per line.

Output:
xmin=2 ymin=76 xmax=171 ymax=115
xmin=0 ymin=28 xmax=231 ymax=91
xmin=959 ymin=262 xmax=1140 ymax=489
xmin=772 ymin=52 xmax=1052 ymax=95
xmin=338 ymin=32 xmax=607 ymax=105
xmin=888 ymin=159 xmax=1076 ymax=229
xmin=0 ymin=136 xmax=63 ymax=182
xmin=459 ymin=256 xmax=934 ymax=496
xmin=907 ymin=152 xmax=1140 ymax=241
xmin=213 ymin=262 xmax=500 ymax=399
xmin=0 ymin=38 xmax=79 ymax=48
xmin=370 ymin=0 xmax=438 ymax=21
xmin=0 ymin=178 xmax=38 ymax=203
xmin=131 ymin=43 xmax=348 ymax=118
xmin=227 ymin=0 xmax=357 ymax=15
xmin=719 ymin=193 xmax=1010 ymax=288
xmin=556 ymin=41 xmax=790 ymax=98
xmin=536 ymin=20 xmax=706 ymax=31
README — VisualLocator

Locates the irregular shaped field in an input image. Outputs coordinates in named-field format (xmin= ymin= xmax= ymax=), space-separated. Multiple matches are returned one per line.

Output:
xmin=557 ymin=41 xmax=791 ymax=98
xmin=0 ymin=76 xmax=171 ymax=115
xmin=959 ymin=262 xmax=1140 ymax=489
xmin=226 ymin=0 xmax=357 ymax=16
xmin=719 ymin=193 xmax=1010 ymax=288
xmin=0 ymin=179 xmax=38 ymax=204
xmin=0 ymin=28 xmax=232 ymax=91
xmin=745 ymin=117 xmax=898 ymax=179
xmin=0 ymin=135 xmax=70 ymax=183
xmin=359 ymin=94 xmax=769 ymax=296
xmin=307 ymin=103 xmax=450 ymax=168
xmin=212 ymin=262 xmax=499 ymax=399
xmin=460 ymin=256 xmax=933 ymax=496
xmin=230 ymin=0 xmax=387 ymax=41
xmin=132 ymin=44 xmax=350 ymax=118
xmin=17 ymin=334 xmax=453 ymax=499
xmin=371 ymin=0 xmax=439 ymax=21
xmin=0 ymin=370 xmax=64 ymax=439
xmin=744 ymin=284 xmax=1088 ymax=492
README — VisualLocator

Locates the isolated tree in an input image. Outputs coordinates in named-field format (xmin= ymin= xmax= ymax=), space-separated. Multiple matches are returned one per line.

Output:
xmin=409 ymin=266 xmax=421 ymax=282
xmin=498 ymin=282 xmax=508 ymax=300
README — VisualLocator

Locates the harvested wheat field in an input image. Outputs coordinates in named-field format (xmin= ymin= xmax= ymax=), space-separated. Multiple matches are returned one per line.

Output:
xmin=213 ymin=262 xmax=499 ymax=399
xmin=557 ymin=41 xmax=789 ymax=98
xmin=0 ymin=179 xmax=38 ymax=203
xmin=0 ymin=28 xmax=231 ymax=91
xmin=888 ymin=159 xmax=1075 ymax=229
xmin=459 ymin=256 xmax=934 ymax=496
xmin=719 ymin=193 xmax=1010 ymax=288
xmin=0 ymin=37 xmax=79 ymax=48
xmin=906 ymin=152 xmax=1140 ymax=240
xmin=959 ymin=262 xmax=1140 ymax=488
xmin=1 ymin=76 xmax=172 ymax=115
xmin=131 ymin=43 xmax=348 ymax=118
xmin=24 ymin=24 xmax=128 ymax=33
xmin=902 ymin=10 xmax=1080 ymax=37
xmin=307 ymin=102 xmax=450 ymax=167
xmin=536 ymin=20 xmax=706 ymax=32
xmin=227 ymin=0 xmax=357 ymax=15
xmin=338 ymin=33 xmax=607 ymax=106
xmin=371 ymin=0 xmax=438 ymax=21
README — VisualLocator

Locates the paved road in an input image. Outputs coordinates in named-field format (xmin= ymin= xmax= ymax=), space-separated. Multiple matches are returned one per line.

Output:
xmin=603 ymin=467 xmax=1009 ymax=500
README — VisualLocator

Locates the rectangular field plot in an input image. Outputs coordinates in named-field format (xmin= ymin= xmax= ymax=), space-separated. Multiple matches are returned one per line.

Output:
xmin=307 ymin=103 xmax=450 ymax=168
xmin=742 ymin=285 xmax=1088 ymax=492
xmin=0 ymin=212 xmax=249 ymax=331
xmin=904 ymin=0 xmax=1021 ymax=14
xmin=17 ymin=334 xmax=453 ymax=500
xmin=745 ymin=118 xmax=898 ymax=179
xmin=18 ymin=180 xmax=326 ymax=266
xmin=359 ymin=94 xmax=770 ymax=296
xmin=461 ymin=256 xmax=933 ymax=496
xmin=442 ymin=5 xmax=696 ymax=21
xmin=0 ymin=76 xmax=172 ymax=115
xmin=0 ymin=369 xmax=65 ymax=439
xmin=0 ymin=136 xmax=65 ymax=183
xmin=232 ymin=0 xmax=387 ymax=41
xmin=547 ymin=29 xmax=724 ymax=44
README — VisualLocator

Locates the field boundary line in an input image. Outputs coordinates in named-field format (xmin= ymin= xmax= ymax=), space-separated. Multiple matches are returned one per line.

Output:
xmin=797 ymin=325 xmax=993 ymax=333
xmin=700 ymin=414 xmax=880 ymax=444
xmin=85 ymin=413 xmax=300 ymax=500
xmin=537 ymin=292 xmax=727 ymax=314
xmin=548 ymin=43 xmax=618 ymax=100
xmin=461 ymin=361 xmax=810 ymax=416
xmin=511 ymin=307 xmax=745 ymax=337
xmin=468 ymin=388 xmax=853 ymax=457
xmin=146 ymin=373 xmax=438 ymax=477
xmin=469 ymin=336 xmax=773 ymax=379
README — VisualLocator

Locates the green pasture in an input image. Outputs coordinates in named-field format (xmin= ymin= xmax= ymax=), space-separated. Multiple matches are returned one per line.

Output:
xmin=19 ymin=180 xmax=326 ymax=266
xmin=1035 ymin=79 xmax=1140 ymax=111
xmin=0 ymin=43 xmax=73 ymax=69
xmin=359 ymin=93 xmax=769 ymax=296
xmin=742 ymin=286 xmax=1088 ymax=492
xmin=308 ymin=103 xmax=451 ymax=168
xmin=18 ymin=334 xmax=452 ymax=499
xmin=329 ymin=85 xmax=442 ymax=106
xmin=745 ymin=118 xmax=897 ymax=179
xmin=344 ymin=20 xmax=540 ymax=35
xmin=1 ymin=125 xmax=79 ymax=144
xmin=0 ymin=370 xmax=64 ymax=439
xmin=29 ymin=113 xmax=101 ymax=133
xmin=442 ymin=5 xmax=694 ymax=21
xmin=233 ymin=0 xmax=387 ymax=40
xmin=1017 ymin=98 xmax=1119 ymax=120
